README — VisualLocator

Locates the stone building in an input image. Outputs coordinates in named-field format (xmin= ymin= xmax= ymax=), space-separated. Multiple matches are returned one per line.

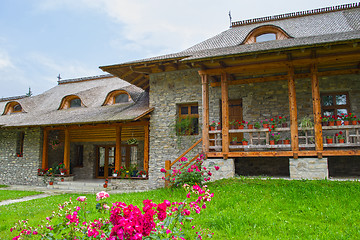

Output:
xmin=1 ymin=3 xmax=360 ymax=189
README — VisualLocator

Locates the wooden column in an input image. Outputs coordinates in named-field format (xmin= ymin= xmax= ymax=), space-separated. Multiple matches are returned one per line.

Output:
xmin=287 ymin=66 xmax=299 ymax=151
xmin=221 ymin=72 xmax=229 ymax=156
xmin=311 ymin=64 xmax=323 ymax=151
xmin=201 ymin=73 xmax=209 ymax=153
xmin=144 ymin=124 xmax=149 ymax=172
xmin=115 ymin=126 xmax=122 ymax=171
xmin=64 ymin=128 xmax=70 ymax=174
xmin=41 ymin=129 xmax=48 ymax=169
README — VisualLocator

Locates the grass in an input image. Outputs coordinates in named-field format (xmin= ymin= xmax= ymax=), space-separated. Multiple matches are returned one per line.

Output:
xmin=0 ymin=185 xmax=7 ymax=188
xmin=1 ymin=178 xmax=360 ymax=239
xmin=0 ymin=190 xmax=42 ymax=202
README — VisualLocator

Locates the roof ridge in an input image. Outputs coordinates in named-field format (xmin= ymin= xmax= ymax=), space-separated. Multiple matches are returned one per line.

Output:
xmin=0 ymin=95 xmax=28 ymax=102
xmin=58 ymin=74 xmax=114 ymax=85
xmin=231 ymin=2 xmax=360 ymax=27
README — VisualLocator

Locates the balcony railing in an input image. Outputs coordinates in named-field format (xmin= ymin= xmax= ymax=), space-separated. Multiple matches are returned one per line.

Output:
xmin=209 ymin=125 xmax=360 ymax=152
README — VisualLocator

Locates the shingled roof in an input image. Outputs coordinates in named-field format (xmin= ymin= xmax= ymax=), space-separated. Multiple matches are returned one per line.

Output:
xmin=0 ymin=75 xmax=151 ymax=128
xmin=105 ymin=3 xmax=360 ymax=67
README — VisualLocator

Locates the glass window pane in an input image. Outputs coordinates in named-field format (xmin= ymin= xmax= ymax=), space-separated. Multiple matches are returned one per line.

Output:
xmin=256 ymin=33 xmax=276 ymax=42
xmin=337 ymin=109 xmax=348 ymax=115
xmin=192 ymin=118 xmax=199 ymax=135
xmin=13 ymin=104 xmax=22 ymax=112
xmin=322 ymin=96 xmax=333 ymax=106
xmin=180 ymin=107 xmax=188 ymax=115
xmin=70 ymin=98 xmax=81 ymax=108
xmin=191 ymin=106 xmax=198 ymax=114
xmin=336 ymin=95 xmax=347 ymax=105
xmin=115 ymin=94 xmax=128 ymax=103
xmin=323 ymin=111 xmax=334 ymax=117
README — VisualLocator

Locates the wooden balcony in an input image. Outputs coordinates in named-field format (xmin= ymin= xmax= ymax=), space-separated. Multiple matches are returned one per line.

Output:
xmin=207 ymin=124 xmax=360 ymax=158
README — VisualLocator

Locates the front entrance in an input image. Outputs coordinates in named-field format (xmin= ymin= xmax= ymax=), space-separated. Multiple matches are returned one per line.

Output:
xmin=96 ymin=146 xmax=115 ymax=178
xmin=229 ymin=99 xmax=243 ymax=145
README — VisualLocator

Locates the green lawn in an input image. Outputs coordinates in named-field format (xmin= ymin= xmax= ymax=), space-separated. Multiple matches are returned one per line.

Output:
xmin=1 ymin=178 xmax=360 ymax=239
xmin=0 ymin=190 xmax=42 ymax=202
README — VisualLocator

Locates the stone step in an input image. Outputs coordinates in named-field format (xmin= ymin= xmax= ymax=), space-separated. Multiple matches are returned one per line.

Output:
xmin=47 ymin=181 xmax=115 ymax=193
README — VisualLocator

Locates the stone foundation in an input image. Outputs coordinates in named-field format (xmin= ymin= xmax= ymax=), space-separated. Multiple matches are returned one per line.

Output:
xmin=289 ymin=158 xmax=328 ymax=180
xmin=111 ymin=178 xmax=150 ymax=192
xmin=203 ymin=158 xmax=235 ymax=181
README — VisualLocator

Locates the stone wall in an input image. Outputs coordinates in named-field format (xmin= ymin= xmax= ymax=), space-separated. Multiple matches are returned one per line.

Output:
xmin=0 ymin=127 xmax=43 ymax=186
xmin=289 ymin=158 xmax=328 ymax=179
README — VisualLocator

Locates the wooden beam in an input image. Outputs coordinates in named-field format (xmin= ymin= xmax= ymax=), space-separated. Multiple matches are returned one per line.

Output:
xmin=44 ymin=121 xmax=149 ymax=131
xmin=144 ymin=124 xmax=149 ymax=172
xmin=64 ymin=128 xmax=70 ymax=174
xmin=287 ymin=66 xmax=299 ymax=151
xmin=200 ymin=74 xmax=210 ymax=153
xmin=130 ymin=74 xmax=144 ymax=85
xmin=41 ymin=129 xmax=48 ymax=169
xmin=311 ymin=64 xmax=323 ymax=151
xmin=120 ymin=69 xmax=133 ymax=79
xmin=115 ymin=126 xmax=121 ymax=172
xmin=221 ymin=72 xmax=229 ymax=154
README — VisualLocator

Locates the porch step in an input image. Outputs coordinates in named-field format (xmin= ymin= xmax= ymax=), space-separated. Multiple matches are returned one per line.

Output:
xmin=48 ymin=180 xmax=115 ymax=193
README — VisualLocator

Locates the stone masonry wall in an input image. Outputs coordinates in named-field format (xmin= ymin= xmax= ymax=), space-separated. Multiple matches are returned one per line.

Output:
xmin=289 ymin=158 xmax=328 ymax=180
xmin=0 ymin=127 xmax=43 ymax=186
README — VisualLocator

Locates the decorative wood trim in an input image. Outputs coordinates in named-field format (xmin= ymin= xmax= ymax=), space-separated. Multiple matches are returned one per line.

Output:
xmin=102 ymin=90 xmax=131 ymax=106
xmin=144 ymin=124 xmax=149 ymax=172
xmin=311 ymin=64 xmax=324 ymax=151
xmin=169 ymin=138 xmax=203 ymax=168
xmin=115 ymin=126 xmax=121 ymax=172
xmin=221 ymin=73 xmax=229 ymax=154
xmin=287 ymin=66 xmax=299 ymax=151
xmin=58 ymin=95 xmax=84 ymax=110
xmin=42 ymin=129 xmax=48 ymax=169
xmin=43 ymin=121 xmax=149 ymax=131
xmin=201 ymin=74 xmax=210 ymax=152
xmin=64 ymin=128 xmax=70 ymax=174
xmin=2 ymin=101 xmax=23 ymax=115
xmin=243 ymin=25 xmax=290 ymax=44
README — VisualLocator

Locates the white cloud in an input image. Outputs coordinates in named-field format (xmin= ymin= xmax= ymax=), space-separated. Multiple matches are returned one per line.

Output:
xmin=0 ymin=50 xmax=14 ymax=69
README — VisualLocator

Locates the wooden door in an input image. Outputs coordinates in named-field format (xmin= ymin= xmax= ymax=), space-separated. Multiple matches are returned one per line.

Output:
xmin=96 ymin=145 xmax=115 ymax=178
xmin=228 ymin=99 xmax=243 ymax=144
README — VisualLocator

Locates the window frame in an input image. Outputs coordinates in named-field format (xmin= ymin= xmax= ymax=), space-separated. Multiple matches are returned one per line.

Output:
xmin=177 ymin=103 xmax=199 ymax=136
xmin=321 ymin=92 xmax=350 ymax=117
xmin=16 ymin=131 xmax=25 ymax=157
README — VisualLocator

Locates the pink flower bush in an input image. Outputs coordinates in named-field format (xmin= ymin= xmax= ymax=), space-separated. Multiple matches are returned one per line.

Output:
xmin=76 ymin=196 xmax=87 ymax=202
xmin=96 ymin=191 xmax=110 ymax=201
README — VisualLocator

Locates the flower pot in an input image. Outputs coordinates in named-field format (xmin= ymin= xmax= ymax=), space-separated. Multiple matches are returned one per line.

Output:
xmin=142 ymin=174 xmax=147 ymax=178
xmin=242 ymin=141 xmax=248 ymax=145
xmin=263 ymin=124 xmax=269 ymax=128
xmin=338 ymin=139 xmax=345 ymax=143
xmin=326 ymin=138 xmax=333 ymax=144
xmin=284 ymin=139 xmax=290 ymax=145
xmin=352 ymin=120 xmax=357 ymax=125
xmin=112 ymin=174 xmax=118 ymax=177
xmin=281 ymin=123 xmax=288 ymax=128
xmin=277 ymin=140 xmax=283 ymax=145
xmin=336 ymin=120 xmax=342 ymax=126
xmin=60 ymin=172 xmax=65 ymax=176
xmin=103 ymin=183 xmax=107 ymax=188
xmin=344 ymin=121 xmax=349 ymax=126
xmin=210 ymin=126 xmax=215 ymax=131
xmin=238 ymin=125 xmax=244 ymax=129
xmin=216 ymin=126 xmax=221 ymax=130
xmin=321 ymin=122 xmax=328 ymax=126
xmin=328 ymin=121 xmax=335 ymax=126
xmin=61 ymin=178 xmax=64 ymax=182
xmin=269 ymin=140 xmax=275 ymax=145
xmin=49 ymin=181 xmax=53 ymax=185
xmin=248 ymin=124 xmax=253 ymax=129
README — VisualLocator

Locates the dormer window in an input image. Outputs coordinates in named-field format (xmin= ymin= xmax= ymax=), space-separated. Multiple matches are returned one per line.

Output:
xmin=3 ymin=101 xmax=23 ymax=115
xmin=59 ymin=95 xmax=84 ymax=110
xmin=256 ymin=33 xmax=276 ymax=42
xmin=103 ymin=90 xmax=131 ymax=106
xmin=243 ymin=25 xmax=290 ymax=44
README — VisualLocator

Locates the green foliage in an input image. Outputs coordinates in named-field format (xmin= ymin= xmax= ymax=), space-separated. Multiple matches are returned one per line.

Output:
xmin=0 ymin=190 xmax=41 ymax=201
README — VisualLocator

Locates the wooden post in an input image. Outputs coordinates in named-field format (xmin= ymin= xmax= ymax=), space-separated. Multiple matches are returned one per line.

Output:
xmin=41 ymin=129 xmax=48 ymax=169
xmin=311 ymin=64 xmax=324 ymax=151
xmin=64 ymin=128 xmax=70 ymax=174
xmin=221 ymin=72 xmax=229 ymax=155
xmin=144 ymin=124 xmax=149 ymax=173
xmin=287 ymin=66 xmax=299 ymax=151
xmin=164 ymin=160 xmax=171 ymax=187
xmin=201 ymin=73 xmax=209 ymax=153
xmin=115 ymin=126 xmax=122 ymax=172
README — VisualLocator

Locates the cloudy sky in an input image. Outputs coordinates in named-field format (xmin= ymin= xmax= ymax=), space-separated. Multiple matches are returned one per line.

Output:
xmin=0 ymin=0 xmax=358 ymax=97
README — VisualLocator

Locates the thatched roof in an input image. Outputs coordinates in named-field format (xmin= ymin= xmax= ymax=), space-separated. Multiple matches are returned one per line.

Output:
xmin=0 ymin=75 xmax=151 ymax=128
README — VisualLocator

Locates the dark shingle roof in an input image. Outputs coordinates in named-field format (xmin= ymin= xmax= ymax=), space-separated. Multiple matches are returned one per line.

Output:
xmin=110 ymin=4 xmax=360 ymax=67
xmin=0 ymin=76 xmax=151 ymax=127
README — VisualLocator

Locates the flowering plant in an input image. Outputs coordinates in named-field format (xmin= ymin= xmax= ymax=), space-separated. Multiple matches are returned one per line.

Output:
xmin=237 ymin=120 xmax=248 ymax=126
xmin=336 ymin=131 xmax=345 ymax=140
xmin=161 ymin=154 xmax=220 ymax=187
xmin=341 ymin=113 xmax=357 ymax=121
xmin=242 ymin=138 xmax=248 ymax=142
xmin=277 ymin=115 xmax=287 ymax=124
xmin=326 ymin=135 xmax=333 ymax=139
xmin=270 ymin=132 xmax=281 ymax=142
xmin=328 ymin=115 xmax=336 ymax=122
xmin=321 ymin=116 xmax=330 ymax=122
xmin=269 ymin=118 xmax=277 ymax=125
xmin=210 ymin=121 xmax=218 ymax=127
xmin=260 ymin=119 xmax=269 ymax=125
xmin=49 ymin=138 xmax=62 ymax=150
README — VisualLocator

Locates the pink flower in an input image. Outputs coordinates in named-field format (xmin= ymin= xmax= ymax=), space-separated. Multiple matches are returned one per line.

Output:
xmin=96 ymin=191 xmax=109 ymax=201
xmin=166 ymin=229 xmax=172 ymax=234
xmin=214 ymin=166 xmax=220 ymax=171
xmin=186 ymin=193 xmax=191 ymax=198
xmin=160 ymin=168 xmax=166 ymax=173
xmin=76 ymin=196 xmax=87 ymax=202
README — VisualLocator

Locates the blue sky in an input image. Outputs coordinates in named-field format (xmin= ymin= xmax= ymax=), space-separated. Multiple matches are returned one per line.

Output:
xmin=0 ymin=0 xmax=358 ymax=97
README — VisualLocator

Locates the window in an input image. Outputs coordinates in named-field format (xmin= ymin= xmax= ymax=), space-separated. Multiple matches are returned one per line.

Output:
xmin=177 ymin=103 xmax=199 ymax=135
xmin=58 ymin=95 xmax=83 ymax=110
xmin=13 ymin=104 xmax=22 ymax=112
xmin=256 ymin=33 xmax=276 ymax=42
xmin=321 ymin=92 xmax=350 ymax=117
xmin=115 ymin=93 xmax=129 ymax=103
xmin=3 ymin=101 xmax=23 ymax=115
xmin=16 ymin=131 xmax=25 ymax=157
xmin=102 ymin=90 xmax=131 ymax=105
